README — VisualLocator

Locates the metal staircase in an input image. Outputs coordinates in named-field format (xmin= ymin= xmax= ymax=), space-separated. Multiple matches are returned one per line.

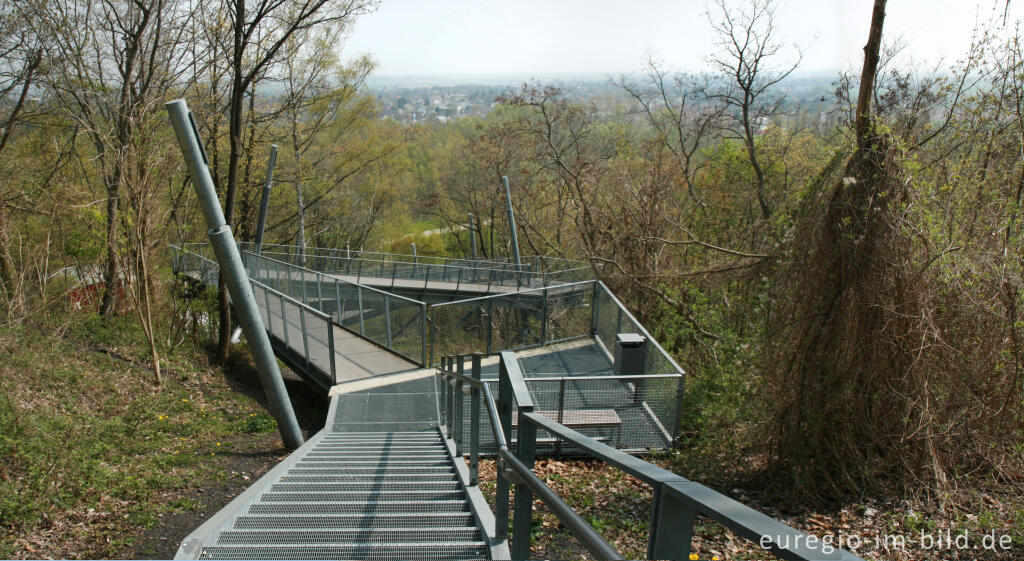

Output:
xmin=178 ymin=395 xmax=499 ymax=561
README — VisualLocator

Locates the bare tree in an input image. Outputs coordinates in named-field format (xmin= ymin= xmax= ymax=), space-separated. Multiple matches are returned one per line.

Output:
xmin=0 ymin=3 xmax=42 ymax=316
xmin=208 ymin=0 xmax=377 ymax=362
xmin=708 ymin=0 xmax=801 ymax=219
xmin=32 ymin=0 xmax=194 ymax=316
xmin=614 ymin=59 xmax=725 ymax=212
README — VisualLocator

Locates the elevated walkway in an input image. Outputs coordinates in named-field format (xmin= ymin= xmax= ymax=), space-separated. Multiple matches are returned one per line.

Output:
xmin=169 ymin=242 xmax=862 ymax=561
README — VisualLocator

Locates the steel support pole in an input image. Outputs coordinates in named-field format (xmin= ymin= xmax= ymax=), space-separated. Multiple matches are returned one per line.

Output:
xmin=501 ymin=176 xmax=522 ymax=283
xmin=165 ymin=99 xmax=302 ymax=450
xmin=253 ymin=144 xmax=278 ymax=254
xmin=468 ymin=212 xmax=477 ymax=260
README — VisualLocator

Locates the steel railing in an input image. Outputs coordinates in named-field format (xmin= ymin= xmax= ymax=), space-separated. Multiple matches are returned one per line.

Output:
xmin=451 ymin=372 xmax=683 ymax=454
xmin=437 ymin=352 xmax=623 ymax=561
xmin=428 ymin=280 xmax=684 ymax=373
xmin=170 ymin=245 xmax=337 ymax=386
xmin=240 ymin=250 xmax=428 ymax=366
xmin=438 ymin=352 xmax=866 ymax=561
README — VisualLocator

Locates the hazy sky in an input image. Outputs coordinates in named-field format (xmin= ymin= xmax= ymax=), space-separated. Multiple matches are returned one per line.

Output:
xmin=343 ymin=0 xmax=1022 ymax=78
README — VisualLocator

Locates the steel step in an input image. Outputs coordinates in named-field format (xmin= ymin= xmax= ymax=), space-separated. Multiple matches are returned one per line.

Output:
xmin=260 ymin=490 xmax=466 ymax=502
xmin=288 ymin=466 xmax=455 ymax=476
xmin=233 ymin=513 xmax=477 ymax=529
xmin=279 ymin=473 xmax=458 ymax=483
xmin=246 ymin=501 xmax=472 ymax=515
xmin=268 ymin=481 xmax=461 ymax=493
xmin=217 ymin=527 xmax=482 ymax=544
xmin=198 ymin=542 xmax=489 ymax=560
xmin=295 ymin=459 xmax=452 ymax=467
xmin=301 ymin=454 xmax=450 ymax=462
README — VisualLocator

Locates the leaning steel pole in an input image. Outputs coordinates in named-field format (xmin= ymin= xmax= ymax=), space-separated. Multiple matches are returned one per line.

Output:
xmin=253 ymin=144 xmax=278 ymax=255
xmin=165 ymin=99 xmax=303 ymax=450
xmin=501 ymin=175 xmax=521 ymax=272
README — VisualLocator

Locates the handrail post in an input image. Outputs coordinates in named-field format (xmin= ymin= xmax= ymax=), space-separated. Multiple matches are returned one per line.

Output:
xmin=486 ymin=298 xmax=494 ymax=355
xmin=385 ymin=294 xmax=393 ymax=348
xmin=454 ymin=355 xmax=465 ymax=456
xmin=422 ymin=305 xmax=429 ymax=367
xmin=334 ymin=281 xmax=342 ymax=324
xmin=280 ymin=298 xmax=289 ymax=347
xmin=648 ymin=483 xmax=695 ymax=561
xmin=439 ymin=357 xmax=449 ymax=430
xmin=541 ymin=286 xmax=549 ymax=346
xmin=555 ymin=378 xmax=566 ymax=456
xmin=327 ymin=314 xmax=337 ymax=385
xmin=511 ymin=402 xmax=536 ymax=560
xmin=299 ymin=307 xmax=310 ymax=367
xmin=357 ymin=285 xmax=365 ymax=335
xmin=590 ymin=281 xmax=600 ymax=337
xmin=469 ymin=353 xmax=482 ymax=486
xmin=495 ymin=356 xmax=514 ymax=543
xmin=446 ymin=360 xmax=455 ymax=440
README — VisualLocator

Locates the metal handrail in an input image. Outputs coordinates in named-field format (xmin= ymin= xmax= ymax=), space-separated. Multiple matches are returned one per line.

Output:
xmin=489 ymin=351 xmax=865 ymax=561
xmin=246 ymin=250 xmax=427 ymax=305
xmin=437 ymin=353 xmax=623 ymax=561
xmin=170 ymin=245 xmax=338 ymax=384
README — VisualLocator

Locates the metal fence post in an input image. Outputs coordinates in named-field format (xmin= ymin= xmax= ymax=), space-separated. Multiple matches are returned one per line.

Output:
xmin=673 ymin=375 xmax=687 ymax=440
xmin=327 ymin=316 xmax=337 ymax=385
xmin=541 ymin=286 xmax=549 ymax=346
xmin=486 ymin=297 xmax=494 ymax=355
xmin=511 ymin=404 xmax=537 ymax=560
xmin=648 ymin=484 xmax=695 ymax=561
xmin=385 ymin=294 xmax=393 ymax=348
xmin=469 ymin=353 xmax=481 ymax=486
xmin=555 ymin=378 xmax=566 ymax=456
xmin=280 ymin=298 xmax=290 ymax=348
xmin=357 ymin=285 xmax=365 ymax=335
xmin=590 ymin=281 xmax=601 ymax=336
xmin=440 ymin=357 xmax=449 ymax=430
xmin=422 ymin=304 xmax=429 ymax=367
xmin=317 ymin=273 xmax=323 ymax=310
xmin=334 ymin=281 xmax=342 ymax=324
xmin=495 ymin=356 xmax=514 ymax=543
xmin=299 ymin=308 xmax=310 ymax=367
xmin=454 ymin=355 xmax=465 ymax=456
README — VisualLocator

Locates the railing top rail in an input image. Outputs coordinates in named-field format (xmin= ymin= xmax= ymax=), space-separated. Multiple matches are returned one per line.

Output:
xmin=481 ymin=373 xmax=683 ymax=382
xmin=499 ymin=350 xmax=533 ymax=410
xmin=172 ymin=245 xmax=332 ymax=323
xmin=596 ymin=280 xmax=686 ymax=377
xmin=433 ymin=279 xmax=597 ymax=307
xmin=249 ymin=278 xmax=331 ymax=322
xmin=258 ymin=251 xmax=555 ymax=277
xmin=244 ymin=250 xmax=427 ymax=307
xmin=495 ymin=349 xmax=864 ymax=561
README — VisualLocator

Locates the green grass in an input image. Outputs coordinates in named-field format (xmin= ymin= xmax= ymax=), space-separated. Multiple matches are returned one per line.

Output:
xmin=0 ymin=309 xmax=286 ymax=558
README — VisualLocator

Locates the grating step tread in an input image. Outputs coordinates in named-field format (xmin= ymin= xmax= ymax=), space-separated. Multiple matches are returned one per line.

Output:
xmin=198 ymin=543 xmax=489 ymax=560
xmin=279 ymin=473 xmax=458 ymax=482
xmin=216 ymin=527 xmax=482 ymax=544
xmin=233 ymin=513 xmax=476 ymax=529
xmin=269 ymin=482 xmax=461 ymax=492
xmin=288 ymin=467 xmax=455 ymax=475
xmin=246 ymin=501 xmax=472 ymax=515
xmin=261 ymin=490 xmax=465 ymax=502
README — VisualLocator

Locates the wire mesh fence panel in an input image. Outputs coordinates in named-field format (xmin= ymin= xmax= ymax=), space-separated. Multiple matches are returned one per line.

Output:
xmin=388 ymin=297 xmax=425 ymax=363
xmin=430 ymin=282 xmax=597 ymax=365
xmin=359 ymin=288 xmax=387 ymax=345
xmin=304 ymin=313 xmax=333 ymax=378
xmin=544 ymin=283 xmax=595 ymax=343
xmin=337 ymin=283 xmax=362 ymax=332
xmin=429 ymin=301 xmax=490 ymax=363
